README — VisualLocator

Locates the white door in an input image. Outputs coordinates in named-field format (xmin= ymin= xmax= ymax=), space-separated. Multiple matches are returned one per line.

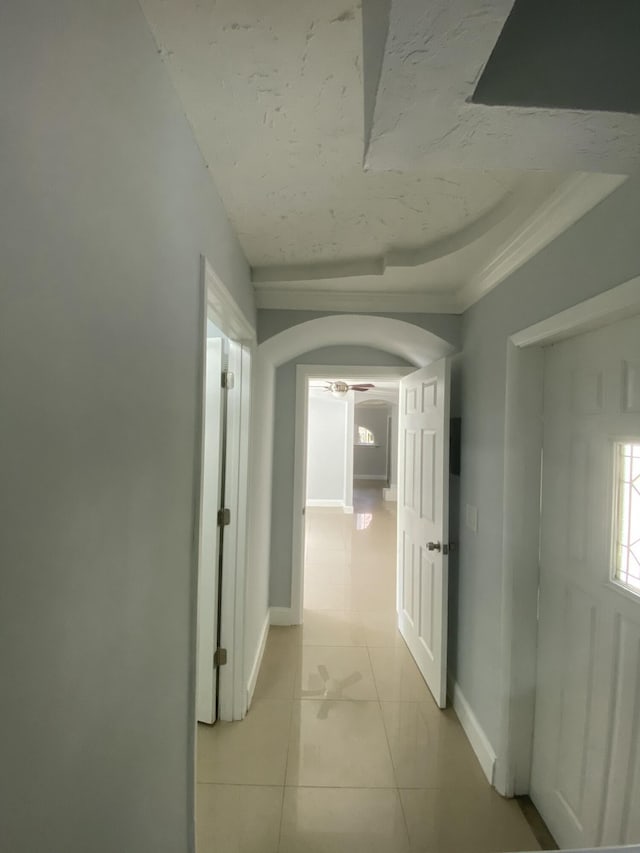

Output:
xmin=531 ymin=313 xmax=640 ymax=848
xmin=196 ymin=338 xmax=225 ymax=724
xmin=397 ymin=359 xmax=450 ymax=708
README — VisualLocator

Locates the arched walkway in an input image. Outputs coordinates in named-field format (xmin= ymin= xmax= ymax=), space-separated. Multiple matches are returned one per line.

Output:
xmin=243 ymin=315 xmax=456 ymax=707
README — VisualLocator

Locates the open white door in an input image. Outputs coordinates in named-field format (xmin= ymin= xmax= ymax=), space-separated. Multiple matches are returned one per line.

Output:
xmin=196 ymin=338 xmax=224 ymax=724
xmin=397 ymin=359 xmax=450 ymax=708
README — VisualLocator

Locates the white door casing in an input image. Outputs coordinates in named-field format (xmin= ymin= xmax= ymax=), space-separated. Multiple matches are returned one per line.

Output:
xmin=397 ymin=359 xmax=450 ymax=708
xmin=531 ymin=314 xmax=640 ymax=848
xmin=196 ymin=337 xmax=224 ymax=724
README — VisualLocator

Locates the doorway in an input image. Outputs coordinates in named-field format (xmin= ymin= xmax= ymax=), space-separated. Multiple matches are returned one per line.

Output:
xmin=291 ymin=366 xmax=412 ymax=626
xmin=530 ymin=311 xmax=640 ymax=849
xmin=194 ymin=257 xmax=255 ymax=725
xmin=302 ymin=373 xmax=401 ymax=618
xmin=497 ymin=276 xmax=640 ymax=845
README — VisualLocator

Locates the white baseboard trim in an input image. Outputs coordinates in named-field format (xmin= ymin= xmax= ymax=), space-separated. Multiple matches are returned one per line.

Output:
xmin=343 ymin=505 xmax=354 ymax=514
xmin=382 ymin=485 xmax=397 ymax=502
xmin=306 ymin=499 xmax=344 ymax=508
xmin=448 ymin=678 xmax=496 ymax=786
xmin=270 ymin=606 xmax=298 ymax=626
xmin=246 ymin=611 xmax=270 ymax=710
xmin=354 ymin=475 xmax=387 ymax=481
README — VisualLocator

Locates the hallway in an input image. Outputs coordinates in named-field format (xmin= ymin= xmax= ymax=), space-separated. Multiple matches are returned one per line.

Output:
xmin=196 ymin=484 xmax=540 ymax=852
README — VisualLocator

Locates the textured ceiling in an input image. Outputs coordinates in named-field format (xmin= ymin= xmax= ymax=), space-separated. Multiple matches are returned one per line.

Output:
xmin=140 ymin=0 xmax=620 ymax=310
xmin=141 ymin=1 xmax=528 ymax=267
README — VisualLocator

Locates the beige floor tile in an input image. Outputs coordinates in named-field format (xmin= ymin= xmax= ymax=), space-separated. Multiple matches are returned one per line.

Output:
xmin=267 ymin=625 xmax=303 ymax=651
xmin=286 ymin=700 xmax=396 ymax=787
xmin=196 ymin=784 xmax=282 ymax=853
xmin=304 ymin=581 xmax=351 ymax=610
xmin=294 ymin=646 xmax=378 ymax=701
xmin=347 ymin=577 xmax=397 ymax=611
xmin=197 ymin=699 xmax=292 ymax=785
xmin=304 ymin=559 xmax=351 ymax=587
xmin=301 ymin=609 xmax=367 ymax=646
xmin=279 ymin=787 xmax=410 ymax=853
xmin=380 ymin=702 xmax=488 ymax=788
xmin=369 ymin=644 xmax=433 ymax=702
xmin=254 ymin=637 xmax=301 ymax=701
xmin=358 ymin=611 xmax=404 ymax=647
xmin=400 ymin=787 xmax=541 ymax=853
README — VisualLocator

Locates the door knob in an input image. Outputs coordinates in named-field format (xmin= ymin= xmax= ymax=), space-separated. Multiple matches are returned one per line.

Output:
xmin=426 ymin=541 xmax=441 ymax=552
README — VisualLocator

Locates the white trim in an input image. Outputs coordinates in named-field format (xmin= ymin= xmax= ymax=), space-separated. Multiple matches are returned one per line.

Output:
xmin=344 ymin=392 xmax=355 ymax=513
xmin=511 ymin=274 xmax=640 ymax=349
xmin=497 ymin=274 xmax=640 ymax=798
xmin=292 ymin=365 xmax=414 ymax=625
xmin=383 ymin=485 xmax=398 ymax=502
xmin=200 ymin=256 xmax=256 ymax=723
xmin=254 ymin=287 xmax=460 ymax=314
xmin=459 ymin=174 xmax=627 ymax=311
xmin=204 ymin=257 xmax=255 ymax=342
xmin=306 ymin=499 xmax=345 ymax=507
xmin=246 ymin=611 xmax=270 ymax=709
xmin=270 ymin=606 xmax=298 ymax=626
xmin=449 ymin=678 xmax=496 ymax=786
xmin=353 ymin=474 xmax=387 ymax=481
xmin=343 ymin=505 xmax=354 ymax=514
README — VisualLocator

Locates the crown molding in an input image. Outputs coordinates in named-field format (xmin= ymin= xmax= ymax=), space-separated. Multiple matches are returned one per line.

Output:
xmin=254 ymin=287 xmax=461 ymax=314
xmin=457 ymin=173 xmax=627 ymax=312
xmin=202 ymin=256 xmax=256 ymax=341
xmin=253 ymin=174 xmax=626 ymax=316
xmin=251 ymin=190 xmax=518 ymax=285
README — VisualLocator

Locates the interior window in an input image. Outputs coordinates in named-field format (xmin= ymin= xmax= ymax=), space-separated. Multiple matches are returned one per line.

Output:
xmin=356 ymin=426 xmax=375 ymax=445
xmin=613 ymin=442 xmax=640 ymax=594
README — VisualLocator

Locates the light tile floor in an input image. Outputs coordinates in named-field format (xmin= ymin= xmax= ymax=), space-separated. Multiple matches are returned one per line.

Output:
xmin=197 ymin=483 xmax=541 ymax=853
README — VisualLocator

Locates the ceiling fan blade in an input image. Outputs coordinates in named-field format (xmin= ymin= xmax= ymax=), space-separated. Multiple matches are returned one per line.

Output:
xmin=350 ymin=384 xmax=374 ymax=391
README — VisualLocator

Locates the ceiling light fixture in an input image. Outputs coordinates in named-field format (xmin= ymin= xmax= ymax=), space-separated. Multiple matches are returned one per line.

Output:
xmin=330 ymin=381 xmax=350 ymax=399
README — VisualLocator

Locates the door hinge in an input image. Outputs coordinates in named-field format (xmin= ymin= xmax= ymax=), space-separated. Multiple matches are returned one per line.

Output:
xmin=217 ymin=507 xmax=231 ymax=527
xmin=214 ymin=647 xmax=227 ymax=667
xmin=221 ymin=370 xmax=235 ymax=390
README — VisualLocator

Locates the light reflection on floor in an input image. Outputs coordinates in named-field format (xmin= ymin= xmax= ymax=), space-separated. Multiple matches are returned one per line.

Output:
xmin=196 ymin=481 xmax=541 ymax=852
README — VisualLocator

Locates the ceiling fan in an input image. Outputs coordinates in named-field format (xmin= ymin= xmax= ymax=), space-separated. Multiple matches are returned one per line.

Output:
xmin=322 ymin=380 xmax=375 ymax=398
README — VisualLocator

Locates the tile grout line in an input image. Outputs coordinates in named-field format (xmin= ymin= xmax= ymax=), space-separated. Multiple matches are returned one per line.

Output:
xmin=367 ymin=638 xmax=414 ymax=850
xmin=275 ymin=670 xmax=297 ymax=850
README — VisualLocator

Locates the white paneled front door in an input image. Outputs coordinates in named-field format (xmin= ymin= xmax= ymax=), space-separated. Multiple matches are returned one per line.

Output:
xmin=397 ymin=359 xmax=450 ymax=708
xmin=531 ymin=314 xmax=640 ymax=848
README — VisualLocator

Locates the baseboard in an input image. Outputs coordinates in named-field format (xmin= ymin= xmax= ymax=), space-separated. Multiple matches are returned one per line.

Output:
xmin=354 ymin=475 xmax=387 ymax=481
xmin=306 ymin=499 xmax=344 ymax=507
xmin=448 ymin=677 xmax=496 ymax=786
xmin=270 ymin=606 xmax=298 ymax=626
xmin=246 ymin=611 xmax=270 ymax=709
xmin=343 ymin=505 xmax=354 ymax=514
xmin=383 ymin=485 xmax=397 ymax=501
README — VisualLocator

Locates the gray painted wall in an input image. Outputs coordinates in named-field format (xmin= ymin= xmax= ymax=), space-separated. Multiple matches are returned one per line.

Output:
xmin=0 ymin=3 xmax=253 ymax=852
xmin=454 ymin=175 xmax=640 ymax=750
xmin=269 ymin=346 xmax=412 ymax=607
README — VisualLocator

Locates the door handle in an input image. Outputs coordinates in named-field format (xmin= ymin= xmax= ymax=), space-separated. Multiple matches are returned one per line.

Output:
xmin=426 ymin=541 xmax=456 ymax=555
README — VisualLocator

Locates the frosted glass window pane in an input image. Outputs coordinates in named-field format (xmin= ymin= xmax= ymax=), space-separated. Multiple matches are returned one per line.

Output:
xmin=615 ymin=442 xmax=640 ymax=594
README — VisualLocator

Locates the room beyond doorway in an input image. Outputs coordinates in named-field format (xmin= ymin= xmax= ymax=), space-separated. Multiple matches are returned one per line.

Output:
xmin=303 ymin=481 xmax=397 ymax=615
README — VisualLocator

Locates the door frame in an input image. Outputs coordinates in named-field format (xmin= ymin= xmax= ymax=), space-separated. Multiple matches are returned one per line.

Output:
xmin=287 ymin=364 xmax=413 ymax=626
xmin=196 ymin=256 xmax=255 ymax=722
xmin=496 ymin=274 xmax=640 ymax=797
